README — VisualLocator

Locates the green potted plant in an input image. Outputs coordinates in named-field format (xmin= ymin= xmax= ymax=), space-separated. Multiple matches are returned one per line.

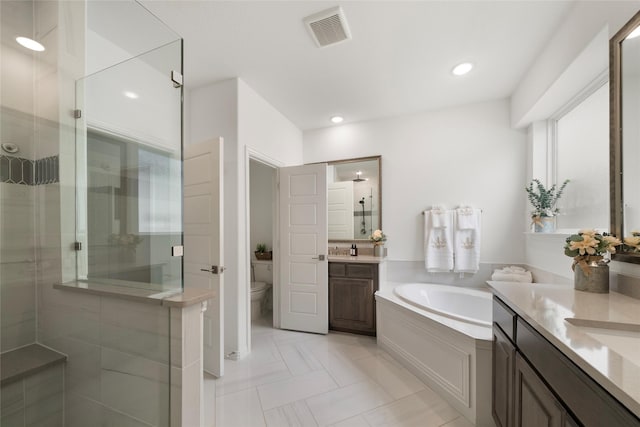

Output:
xmin=254 ymin=243 xmax=272 ymax=260
xmin=525 ymin=179 xmax=569 ymax=232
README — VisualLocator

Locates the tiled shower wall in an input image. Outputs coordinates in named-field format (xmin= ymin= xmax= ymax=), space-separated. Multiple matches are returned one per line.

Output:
xmin=0 ymin=154 xmax=60 ymax=185
xmin=0 ymin=182 xmax=36 ymax=351
xmin=0 ymin=154 xmax=61 ymax=353
xmin=38 ymin=285 xmax=173 ymax=427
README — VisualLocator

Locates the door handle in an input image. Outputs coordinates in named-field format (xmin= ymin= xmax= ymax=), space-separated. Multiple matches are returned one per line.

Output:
xmin=312 ymin=255 xmax=326 ymax=261
xmin=201 ymin=265 xmax=225 ymax=274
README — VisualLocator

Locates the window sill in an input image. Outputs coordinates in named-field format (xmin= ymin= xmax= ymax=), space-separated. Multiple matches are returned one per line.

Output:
xmin=524 ymin=230 xmax=575 ymax=238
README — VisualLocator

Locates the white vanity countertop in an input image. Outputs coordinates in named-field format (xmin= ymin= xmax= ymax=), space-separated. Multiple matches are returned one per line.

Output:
xmin=487 ymin=281 xmax=640 ymax=417
xmin=328 ymin=255 xmax=386 ymax=264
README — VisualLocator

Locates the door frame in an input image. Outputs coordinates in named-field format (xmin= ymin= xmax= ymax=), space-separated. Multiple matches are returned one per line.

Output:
xmin=244 ymin=146 xmax=284 ymax=351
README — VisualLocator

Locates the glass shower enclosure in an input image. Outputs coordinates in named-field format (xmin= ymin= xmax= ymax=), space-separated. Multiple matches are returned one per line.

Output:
xmin=1 ymin=0 xmax=185 ymax=426
xmin=76 ymin=3 xmax=184 ymax=291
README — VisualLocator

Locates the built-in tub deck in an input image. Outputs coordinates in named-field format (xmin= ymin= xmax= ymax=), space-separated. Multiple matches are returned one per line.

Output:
xmin=376 ymin=284 xmax=493 ymax=427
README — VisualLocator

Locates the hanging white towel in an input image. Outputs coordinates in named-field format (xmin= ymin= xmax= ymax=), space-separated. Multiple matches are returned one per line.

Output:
xmin=454 ymin=208 xmax=481 ymax=273
xmin=430 ymin=206 xmax=447 ymax=228
xmin=456 ymin=207 xmax=478 ymax=229
xmin=424 ymin=210 xmax=454 ymax=272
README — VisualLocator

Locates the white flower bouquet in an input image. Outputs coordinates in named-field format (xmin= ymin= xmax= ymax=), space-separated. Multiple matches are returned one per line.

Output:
xmin=369 ymin=229 xmax=387 ymax=246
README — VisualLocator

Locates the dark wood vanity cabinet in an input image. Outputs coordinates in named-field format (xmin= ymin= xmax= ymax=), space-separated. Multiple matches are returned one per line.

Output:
xmin=492 ymin=325 xmax=515 ymax=427
xmin=492 ymin=296 xmax=639 ymax=427
xmin=514 ymin=352 xmax=566 ymax=427
xmin=328 ymin=262 xmax=378 ymax=336
xmin=493 ymin=299 xmax=575 ymax=427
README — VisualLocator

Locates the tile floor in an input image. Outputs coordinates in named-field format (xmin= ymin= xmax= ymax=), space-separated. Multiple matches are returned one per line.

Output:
xmin=205 ymin=315 xmax=474 ymax=427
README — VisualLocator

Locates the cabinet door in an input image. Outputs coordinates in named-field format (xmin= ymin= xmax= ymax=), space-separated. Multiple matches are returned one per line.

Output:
xmin=514 ymin=353 xmax=564 ymax=427
xmin=329 ymin=277 xmax=375 ymax=334
xmin=493 ymin=326 xmax=515 ymax=427
xmin=563 ymin=413 xmax=579 ymax=427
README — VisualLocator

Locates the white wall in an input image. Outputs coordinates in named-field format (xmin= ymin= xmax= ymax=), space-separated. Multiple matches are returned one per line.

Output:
xmin=188 ymin=78 xmax=303 ymax=357
xmin=238 ymin=79 xmax=303 ymax=166
xmin=511 ymin=1 xmax=638 ymax=128
xmin=304 ymin=99 xmax=527 ymax=264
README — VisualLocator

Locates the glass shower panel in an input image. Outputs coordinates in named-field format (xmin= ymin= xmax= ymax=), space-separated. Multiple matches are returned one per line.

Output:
xmin=76 ymin=39 xmax=183 ymax=291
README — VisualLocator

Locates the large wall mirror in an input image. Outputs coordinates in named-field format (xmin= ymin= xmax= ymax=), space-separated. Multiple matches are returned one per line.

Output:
xmin=611 ymin=10 xmax=640 ymax=263
xmin=326 ymin=156 xmax=381 ymax=241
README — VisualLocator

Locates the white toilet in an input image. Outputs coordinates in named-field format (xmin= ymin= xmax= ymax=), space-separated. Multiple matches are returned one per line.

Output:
xmin=251 ymin=260 xmax=273 ymax=320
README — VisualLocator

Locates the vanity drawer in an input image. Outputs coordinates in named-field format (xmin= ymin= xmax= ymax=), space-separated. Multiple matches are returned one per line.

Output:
xmin=493 ymin=296 xmax=516 ymax=342
xmin=329 ymin=263 xmax=376 ymax=279
xmin=346 ymin=264 xmax=375 ymax=279
xmin=329 ymin=263 xmax=346 ymax=277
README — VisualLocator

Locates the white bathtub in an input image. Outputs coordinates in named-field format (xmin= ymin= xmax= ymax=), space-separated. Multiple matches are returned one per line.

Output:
xmin=376 ymin=284 xmax=494 ymax=427
xmin=394 ymin=283 xmax=492 ymax=327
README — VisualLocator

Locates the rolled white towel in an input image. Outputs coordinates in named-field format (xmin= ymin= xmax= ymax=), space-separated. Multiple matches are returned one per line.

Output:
xmin=491 ymin=268 xmax=532 ymax=283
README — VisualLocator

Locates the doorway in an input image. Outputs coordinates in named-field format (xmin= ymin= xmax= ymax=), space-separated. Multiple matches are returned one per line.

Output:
xmin=248 ymin=157 xmax=277 ymax=336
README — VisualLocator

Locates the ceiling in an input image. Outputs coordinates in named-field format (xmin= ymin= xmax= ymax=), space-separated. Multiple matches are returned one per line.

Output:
xmin=140 ymin=1 xmax=574 ymax=131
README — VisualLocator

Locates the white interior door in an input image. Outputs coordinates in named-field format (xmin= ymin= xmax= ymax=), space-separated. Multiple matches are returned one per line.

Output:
xmin=184 ymin=138 xmax=224 ymax=377
xmin=279 ymin=164 xmax=328 ymax=334
xmin=328 ymin=181 xmax=354 ymax=239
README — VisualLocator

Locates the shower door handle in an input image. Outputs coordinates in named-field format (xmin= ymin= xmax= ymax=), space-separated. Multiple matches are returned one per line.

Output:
xmin=201 ymin=265 xmax=225 ymax=274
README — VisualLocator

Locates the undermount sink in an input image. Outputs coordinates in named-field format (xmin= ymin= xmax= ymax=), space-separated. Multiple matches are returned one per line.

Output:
xmin=565 ymin=318 xmax=640 ymax=365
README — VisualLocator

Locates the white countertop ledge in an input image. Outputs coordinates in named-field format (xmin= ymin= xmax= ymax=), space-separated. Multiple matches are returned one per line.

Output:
xmin=487 ymin=281 xmax=640 ymax=417
xmin=54 ymin=281 xmax=215 ymax=308
xmin=327 ymin=255 xmax=385 ymax=264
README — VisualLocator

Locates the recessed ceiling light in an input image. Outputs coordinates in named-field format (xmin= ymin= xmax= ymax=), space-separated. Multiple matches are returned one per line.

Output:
xmin=627 ymin=27 xmax=640 ymax=40
xmin=452 ymin=62 xmax=473 ymax=76
xmin=123 ymin=91 xmax=139 ymax=99
xmin=330 ymin=115 xmax=344 ymax=124
xmin=16 ymin=36 xmax=45 ymax=52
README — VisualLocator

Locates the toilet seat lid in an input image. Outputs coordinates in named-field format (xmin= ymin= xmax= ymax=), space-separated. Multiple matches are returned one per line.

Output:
xmin=251 ymin=281 xmax=268 ymax=291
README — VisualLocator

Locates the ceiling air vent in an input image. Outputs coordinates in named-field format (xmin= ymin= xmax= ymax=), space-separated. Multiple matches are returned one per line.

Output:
xmin=304 ymin=6 xmax=352 ymax=48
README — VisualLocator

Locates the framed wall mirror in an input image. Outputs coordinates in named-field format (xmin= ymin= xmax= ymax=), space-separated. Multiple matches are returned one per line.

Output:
xmin=325 ymin=155 xmax=381 ymax=242
xmin=611 ymin=10 xmax=640 ymax=263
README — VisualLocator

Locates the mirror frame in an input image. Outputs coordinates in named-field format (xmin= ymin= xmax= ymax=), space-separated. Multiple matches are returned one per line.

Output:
xmin=610 ymin=10 xmax=640 ymax=263
xmin=317 ymin=155 xmax=382 ymax=243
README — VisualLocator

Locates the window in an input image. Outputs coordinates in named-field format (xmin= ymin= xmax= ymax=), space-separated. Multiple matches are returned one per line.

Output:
xmin=554 ymin=82 xmax=609 ymax=230
xmin=137 ymin=147 xmax=181 ymax=233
